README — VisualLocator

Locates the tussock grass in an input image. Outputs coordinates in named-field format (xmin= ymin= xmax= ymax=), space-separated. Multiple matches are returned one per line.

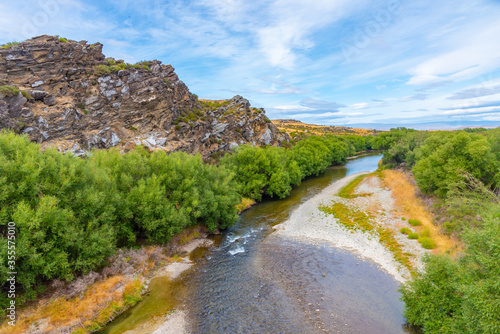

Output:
xmin=408 ymin=232 xmax=419 ymax=240
xmin=400 ymin=227 xmax=411 ymax=235
xmin=382 ymin=169 xmax=459 ymax=254
xmin=408 ymin=218 xmax=422 ymax=226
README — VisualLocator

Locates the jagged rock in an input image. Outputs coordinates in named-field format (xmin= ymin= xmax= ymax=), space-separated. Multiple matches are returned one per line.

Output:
xmin=260 ymin=127 xmax=273 ymax=145
xmin=0 ymin=35 xmax=289 ymax=158
xmin=43 ymin=95 xmax=56 ymax=106
xmin=3 ymin=94 xmax=27 ymax=117
xmin=30 ymin=90 xmax=49 ymax=100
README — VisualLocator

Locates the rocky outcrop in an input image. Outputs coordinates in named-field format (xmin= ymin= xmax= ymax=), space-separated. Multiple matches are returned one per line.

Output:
xmin=0 ymin=35 xmax=288 ymax=158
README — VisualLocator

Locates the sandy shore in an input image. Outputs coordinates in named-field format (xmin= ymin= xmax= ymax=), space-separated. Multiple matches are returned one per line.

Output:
xmin=273 ymin=171 xmax=428 ymax=283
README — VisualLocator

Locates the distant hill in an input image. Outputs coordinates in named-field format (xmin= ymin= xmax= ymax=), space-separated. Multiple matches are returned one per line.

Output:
xmin=272 ymin=119 xmax=381 ymax=139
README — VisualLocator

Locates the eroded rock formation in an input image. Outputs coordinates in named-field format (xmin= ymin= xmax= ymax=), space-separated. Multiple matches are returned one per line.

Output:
xmin=0 ymin=35 xmax=288 ymax=158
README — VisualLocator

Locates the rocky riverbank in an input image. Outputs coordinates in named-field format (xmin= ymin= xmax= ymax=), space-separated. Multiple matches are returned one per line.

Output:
xmin=273 ymin=170 xmax=432 ymax=283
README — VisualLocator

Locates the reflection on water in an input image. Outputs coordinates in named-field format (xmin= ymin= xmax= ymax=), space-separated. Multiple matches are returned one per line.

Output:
xmin=185 ymin=153 xmax=419 ymax=333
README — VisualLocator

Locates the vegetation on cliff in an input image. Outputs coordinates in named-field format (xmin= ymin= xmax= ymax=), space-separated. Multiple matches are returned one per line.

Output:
xmin=376 ymin=127 xmax=500 ymax=333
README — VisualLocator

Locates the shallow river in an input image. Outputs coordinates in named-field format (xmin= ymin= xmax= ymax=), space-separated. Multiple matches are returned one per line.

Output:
xmin=102 ymin=153 xmax=419 ymax=334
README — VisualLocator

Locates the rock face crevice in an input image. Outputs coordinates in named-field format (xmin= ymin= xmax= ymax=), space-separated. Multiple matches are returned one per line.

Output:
xmin=0 ymin=35 xmax=288 ymax=158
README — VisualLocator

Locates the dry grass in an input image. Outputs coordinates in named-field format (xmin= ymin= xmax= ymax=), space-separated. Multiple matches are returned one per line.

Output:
xmin=381 ymin=169 xmax=460 ymax=254
xmin=0 ymin=275 xmax=145 ymax=334
xmin=271 ymin=119 xmax=379 ymax=137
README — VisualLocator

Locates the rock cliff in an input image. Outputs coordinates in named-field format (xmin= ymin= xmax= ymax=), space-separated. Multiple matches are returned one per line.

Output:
xmin=0 ymin=35 xmax=288 ymax=158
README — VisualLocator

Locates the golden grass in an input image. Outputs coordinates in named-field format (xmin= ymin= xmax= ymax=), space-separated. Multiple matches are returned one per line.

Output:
xmin=271 ymin=119 xmax=379 ymax=136
xmin=381 ymin=169 xmax=460 ymax=254
xmin=0 ymin=275 xmax=144 ymax=334
xmin=236 ymin=197 xmax=256 ymax=213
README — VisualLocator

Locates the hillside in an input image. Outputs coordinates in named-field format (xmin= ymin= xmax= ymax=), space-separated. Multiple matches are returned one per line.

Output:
xmin=272 ymin=119 xmax=380 ymax=139
xmin=0 ymin=35 xmax=288 ymax=159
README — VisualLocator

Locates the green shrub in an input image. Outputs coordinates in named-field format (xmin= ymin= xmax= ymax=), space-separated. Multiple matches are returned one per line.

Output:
xmin=106 ymin=58 xmax=116 ymax=66
xmin=418 ymin=237 xmax=436 ymax=249
xmin=420 ymin=228 xmax=430 ymax=238
xmin=0 ymin=131 xmax=241 ymax=311
xmin=401 ymin=217 xmax=406 ymax=221
xmin=141 ymin=65 xmax=150 ymax=71
xmin=400 ymin=227 xmax=411 ymax=235
xmin=408 ymin=218 xmax=422 ymax=226
xmin=0 ymin=85 xmax=19 ymax=97
xmin=58 ymin=37 xmax=68 ymax=43
xmin=21 ymin=91 xmax=32 ymax=100
xmin=408 ymin=232 xmax=419 ymax=239
xmin=93 ymin=65 xmax=111 ymax=77
xmin=175 ymin=125 xmax=181 ymax=131
xmin=109 ymin=65 xmax=121 ymax=73
xmin=0 ymin=41 xmax=19 ymax=49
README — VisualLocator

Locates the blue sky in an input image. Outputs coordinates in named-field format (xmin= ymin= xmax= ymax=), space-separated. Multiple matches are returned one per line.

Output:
xmin=2 ymin=0 xmax=500 ymax=129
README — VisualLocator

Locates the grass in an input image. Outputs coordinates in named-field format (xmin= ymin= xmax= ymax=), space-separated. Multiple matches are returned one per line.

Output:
xmin=21 ymin=91 xmax=32 ymax=99
xmin=320 ymin=202 xmax=413 ymax=270
xmin=382 ymin=169 xmax=459 ymax=254
xmin=418 ymin=237 xmax=436 ymax=249
xmin=338 ymin=174 xmax=371 ymax=198
xmin=320 ymin=202 xmax=374 ymax=232
xmin=408 ymin=232 xmax=419 ymax=240
xmin=0 ymin=85 xmax=19 ymax=97
xmin=400 ymin=227 xmax=411 ymax=235
xmin=408 ymin=218 xmax=422 ymax=226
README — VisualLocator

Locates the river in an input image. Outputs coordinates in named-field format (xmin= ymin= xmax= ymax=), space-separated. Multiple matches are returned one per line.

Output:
xmin=101 ymin=153 xmax=419 ymax=333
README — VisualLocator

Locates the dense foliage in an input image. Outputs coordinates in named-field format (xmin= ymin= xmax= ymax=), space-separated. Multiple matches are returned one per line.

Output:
xmin=220 ymin=135 xmax=372 ymax=200
xmin=0 ymin=130 xmax=374 ymax=313
xmin=0 ymin=132 xmax=240 ymax=308
xmin=378 ymin=127 xmax=500 ymax=333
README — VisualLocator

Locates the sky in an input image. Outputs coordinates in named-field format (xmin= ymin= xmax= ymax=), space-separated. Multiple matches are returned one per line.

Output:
xmin=1 ymin=0 xmax=500 ymax=129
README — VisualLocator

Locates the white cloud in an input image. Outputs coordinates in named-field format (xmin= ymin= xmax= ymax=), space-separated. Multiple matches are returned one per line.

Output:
xmin=407 ymin=20 xmax=500 ymax=86
xmin=351 ymin=102 xmax=370 ymax=109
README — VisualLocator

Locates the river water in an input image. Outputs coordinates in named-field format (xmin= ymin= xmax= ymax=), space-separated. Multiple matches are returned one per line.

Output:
xmin=102 ymin=153 xmax=419 ymax=333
